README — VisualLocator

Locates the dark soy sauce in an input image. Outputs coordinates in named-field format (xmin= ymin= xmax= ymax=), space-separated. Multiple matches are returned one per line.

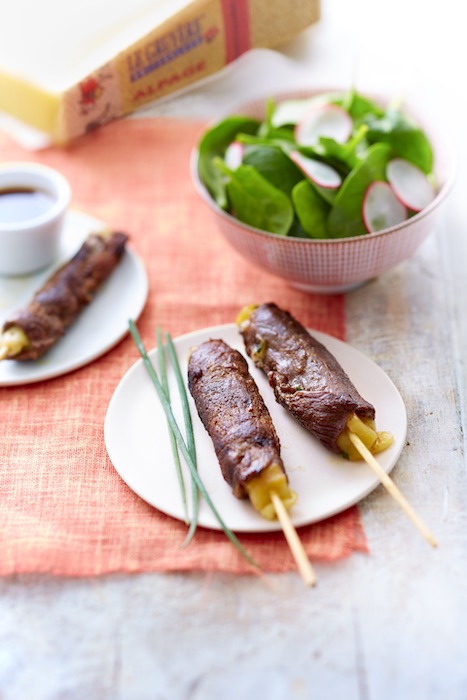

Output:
xmin=0 ymin=187 xmax=55 ymax=224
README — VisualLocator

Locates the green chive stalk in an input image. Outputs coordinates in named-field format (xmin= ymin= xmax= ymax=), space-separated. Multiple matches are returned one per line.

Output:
xmin=156 ymin=326 xmax=190 ymax=526
xmin=128 ymin=320 xmax=260 ymax=569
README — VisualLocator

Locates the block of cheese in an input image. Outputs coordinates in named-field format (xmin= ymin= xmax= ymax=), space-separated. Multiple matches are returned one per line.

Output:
xmin=0 ymin=0 xmax=320 ymax=144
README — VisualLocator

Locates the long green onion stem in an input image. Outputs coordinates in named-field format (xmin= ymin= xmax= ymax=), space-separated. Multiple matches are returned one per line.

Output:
xmin=128 ymin=320 xmax=260 ymax=569
xmin=156 ymin=327 xmax=190 ymax=527
xmin=164 ymin=331 xmax=200 ymax=548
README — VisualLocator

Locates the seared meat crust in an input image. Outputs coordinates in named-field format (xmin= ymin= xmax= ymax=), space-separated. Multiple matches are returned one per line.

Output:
xmin=240 ymin=303 xmax=375 ymax=454
xmin=3 ymin=231 xmax=127 ymax=360
xmin=188 ymin=339 xmax=285 ymax=499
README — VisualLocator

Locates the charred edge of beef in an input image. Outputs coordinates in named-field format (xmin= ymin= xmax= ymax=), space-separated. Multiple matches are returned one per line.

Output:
xmin=240 ymin=302 xmax=375 ymax=454
xmin=188 ymin=338 xmax=285 ymax=499
xmin=3 ymin=231 xmax=128 ymax=360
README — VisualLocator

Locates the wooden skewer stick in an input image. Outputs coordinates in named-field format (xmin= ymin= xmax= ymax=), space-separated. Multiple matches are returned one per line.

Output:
xmin=348 ymin=432 xmax=438 ymax=548
xmin=270 ymin=490 xmax=317 ymax=587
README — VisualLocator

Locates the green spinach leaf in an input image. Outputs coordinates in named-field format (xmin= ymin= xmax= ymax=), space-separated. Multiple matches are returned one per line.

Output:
xmin=215 ymin=160 xmax=294 ymax=235
xmin=243 ymin=145 xmax=304 ymax=195
xmin=292 ymin=180 xmax=331 ymax=239
xmin=341 ymin=90 xmax=385 ymax=120
xmin=197 ymin=116 xmax=260 ymax=208
xmin=363 ymin=108 xmax=433 ymax=173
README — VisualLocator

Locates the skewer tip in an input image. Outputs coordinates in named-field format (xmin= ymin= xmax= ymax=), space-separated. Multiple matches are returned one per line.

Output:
xmin=270 ymin=491 xmax=317 ymax=587
xmin=348 ymin=431 xmax=438 ymax=548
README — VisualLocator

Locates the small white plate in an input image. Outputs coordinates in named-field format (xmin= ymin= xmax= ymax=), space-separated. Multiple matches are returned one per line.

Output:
xmin=105 ymin=324 xmax=407 ymax=533
xmin=0 ymin=210 xmax=148 ymax=385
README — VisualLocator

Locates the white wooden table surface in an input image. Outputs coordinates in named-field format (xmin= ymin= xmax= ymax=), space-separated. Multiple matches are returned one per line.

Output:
xmin=1 ymin=1 xmax=466 ymax=698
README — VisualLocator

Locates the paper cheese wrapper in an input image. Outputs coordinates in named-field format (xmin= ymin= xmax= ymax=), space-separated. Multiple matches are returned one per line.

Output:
xmin=0 ymin=0 xmax=320 ymax=144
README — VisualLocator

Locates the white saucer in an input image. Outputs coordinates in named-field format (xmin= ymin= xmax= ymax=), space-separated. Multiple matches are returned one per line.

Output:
xmin=105 ymin=323 xmax=407 ymax=533
xmin=0 ymin=210 xmax=148 ymax=385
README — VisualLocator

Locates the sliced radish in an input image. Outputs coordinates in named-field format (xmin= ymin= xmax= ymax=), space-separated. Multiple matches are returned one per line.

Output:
xmin=224 ymin=140 xmax=244 ymax=169
xmin=386 ymin=158 xmax=436 ymax=212
xmin=271 ymin=93 xmax=338 ymax=127
xmin=291 ymin=150 xmax=342 ymax=189
xmin=295 ymin=104 xmax=353 ymax=146
xmin=362 ymin=181 xmax=408 ymax=233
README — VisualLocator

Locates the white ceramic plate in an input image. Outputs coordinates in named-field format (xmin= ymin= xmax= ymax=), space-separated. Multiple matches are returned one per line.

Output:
xmin=0 ymin=210 xmax=148 ymax=385
xmin=105 ymin=324 xmax=407 ymax=533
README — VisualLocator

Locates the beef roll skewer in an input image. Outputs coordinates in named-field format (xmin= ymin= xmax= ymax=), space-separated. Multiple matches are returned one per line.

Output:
xmin=237 ymin=302 xmax=393 ymax=460
xmin=0 ymin=230 xmax=128 ymax=361
xmin=188 ymin=338 xmax=296 ymax=519
xmin=238 ymin=303 xmax=437 ymax=547
xmin=188 ymin=338 xmax=316 ymax=585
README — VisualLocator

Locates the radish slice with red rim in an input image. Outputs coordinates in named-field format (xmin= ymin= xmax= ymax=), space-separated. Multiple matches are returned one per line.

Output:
xmin=291 ymin=151 xmax=342 ymax=189
xmin=386 ymin=158 xmax=436 ymax=212
xmin=295 ymin=104 xmax=353 ymax=146
xmin=362 ymin=181 xmax=408 ymax=233
xmin=224 ymin=141 xmax=244 ymax=169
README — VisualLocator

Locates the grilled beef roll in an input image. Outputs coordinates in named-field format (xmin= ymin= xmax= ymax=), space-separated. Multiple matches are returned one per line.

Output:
xmin=0 ymin=231 xmax=128 ymax=361
xmin=187 ymin=338 xmax=296 ymax=518
xmin=238 ymin=303 xmax=391 ymax=459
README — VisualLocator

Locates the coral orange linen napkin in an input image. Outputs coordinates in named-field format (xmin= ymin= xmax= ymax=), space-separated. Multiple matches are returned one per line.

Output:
xmin=0 ymin=118 xmax=367 ymax=576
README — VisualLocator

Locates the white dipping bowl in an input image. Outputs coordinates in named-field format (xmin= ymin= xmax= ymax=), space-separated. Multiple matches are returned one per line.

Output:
xmin=0 ymin=162 xmax=71 ymax=276
xmin=191 ymin=89 xmax=455 ymax=294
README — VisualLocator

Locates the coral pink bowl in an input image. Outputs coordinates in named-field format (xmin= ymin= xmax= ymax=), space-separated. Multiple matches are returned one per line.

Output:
xmin=191 ymin=89 xmax=454 ymax=294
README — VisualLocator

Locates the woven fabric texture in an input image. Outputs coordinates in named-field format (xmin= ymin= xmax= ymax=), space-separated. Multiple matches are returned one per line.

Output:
xmin=0 ymin=118 xmax=367 ymax=576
